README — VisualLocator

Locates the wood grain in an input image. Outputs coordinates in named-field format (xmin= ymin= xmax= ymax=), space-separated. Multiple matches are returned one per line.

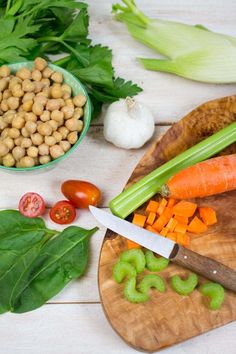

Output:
xmin=99 ymin=94 xmax=236 ymax=352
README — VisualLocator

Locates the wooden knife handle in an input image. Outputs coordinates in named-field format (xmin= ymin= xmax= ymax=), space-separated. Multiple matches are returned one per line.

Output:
xmin=170 ymin=244 xmax=236 ymax=292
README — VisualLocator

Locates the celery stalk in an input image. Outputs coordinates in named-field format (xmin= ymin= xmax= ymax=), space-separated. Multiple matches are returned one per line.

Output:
xmin=109 ymin=123 xmax=236 ymax=218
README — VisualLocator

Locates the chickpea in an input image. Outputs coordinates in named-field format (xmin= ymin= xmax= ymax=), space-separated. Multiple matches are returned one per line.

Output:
xmin=16 ymin=68 xmax=31 ymax=80
xmin=38 ymin=143 xmax=49 ymax=156
xmin=23 ymin=99 xmax=33 ymax=112
xmin=41 ymin=78 xmax=50 ymax=87
xmin=52 ymin=131 xmax=62 ymax=143
xmin=40 ymin=110 xmax=50 ymax=122
xmin=34 ymin=81 xmax=44 ymax=93
xmin=11 ymin=83 xmax=24 ymax=98
xmin=51 ymin=84 xmax=63 ymax=99
xmin=1 ymin=128 xmax=9 ymax=139
xmin=32 ymin=101 xmax=44 ymax=116
xmin=34 ymin=156 xmax=39 ymax=166
xmin=6 ymin=97 xmax=19 ymax=110
xmin=60 ymin=140 xmax=71 ymax=152
xmin=31 ymin=69 xmax=42 ymax=82
xmin=19 ymin=156 xmax=35 ymax=168
xmin=31 ymin=133 xmax=43 ymax=146
xmin=51 ymin=109 xmax=64 ymax=122
xmin=51 ymin=71 xmax=63 ymax=84
xmin=42 ymin=67 xmax=53 ymax=78
xmin=3 ymin=153 xmax=15 ymax=167
xmin=22 ymin=79 xmax=35 ymax=92
xmin=46 ymin=99 xmax=60 ymax=111
xmin=0 ymin=116 xmax=8 ymax=130
xmin=1 ymin=99 xmax=9 ymax=112
xmin=65 ymin=117 xmax=81 ymax=131
xmin=25 ymin=112 xmax=37 ymax=122
xmin=12 ymin=146 xmax=25 ymax=161
xmin=9 ymin=77 xmax=21 ymax=90
xmin=0 ymin=92 xmax=2 ymax=101
xmin=61 ymin=84 xmax=72 ymax=99
xmin=49 ymin=144 xmax=64 ymax=159
xmin=0 ymin=78 xmax=8 ymax=92
xmin=67 ymin=131 xmax=78 ymax=145
xmin=34 ymin=95 xmax=47 ymax=106
xmin=27 ymin=146 xmax=38 ymax=158
xmin=34 ymin=57 xmax=47 ymax=71
xmin=8 ymin=128 xmax=20 ymax=139
xmin=57 ymin=98 xmax=65 ymax=108
xmin=0 ymin=65 xmax=10 ymax=78
xmin=39 ymin=155 xmax=51 ymax=165
xmin=42 ymin=87 xmax=50 ymax=97
xmin=0 ymin=141 xmax=9 ymax=157
xmin=12 ymin=115 xmax=25 ymax=129
xmin=65 ymin=98 xmax=74 ymax=108
xmin=58 ymin=126 xmax=69 ymax=139
xmin=48 ymin=119 xmax=58 ymax=131
xmin=73 ymin=94 xmax=87 ymax=107
xmin=25 ymin=121 xmax=37 ymax=134
xmin=21 ymin=127 xmax=30 ymax=138
xmin=45 ymin=135 xmax=56 ymax=146
xmin=61 ymin=105 xmax=74 ymax=119
xmin=37 ymin=122 xmax=52 ymax=136
xmin=22 ymin=92 xmax=35 ymax=102
xmin=3 ymin=137 xmax=14 ymax=150
xmin=21 ymin=138 xmax=32 ymax=149
xmin=73 ymin=107 xmax=83 ymax=119
xmin=14 ymin=136 xmax=23 ymax=146
xmin=18 ymin=105 xmax=24 ymax=112
xmin=3 ymin=89 xmax=11 ymax=99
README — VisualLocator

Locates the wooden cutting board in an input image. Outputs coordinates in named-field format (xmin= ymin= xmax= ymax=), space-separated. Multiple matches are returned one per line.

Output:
xmin=98 ymin=95 xmax=236 ymax=353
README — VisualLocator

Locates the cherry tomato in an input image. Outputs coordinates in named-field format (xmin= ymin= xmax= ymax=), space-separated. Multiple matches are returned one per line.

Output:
xmin=61 ymin=180 xmax=101 ymax=209
xmin=50 ymin=200 xmax=76 ymax=224
xmin=19 ymin=192 xmax=46 ymax=218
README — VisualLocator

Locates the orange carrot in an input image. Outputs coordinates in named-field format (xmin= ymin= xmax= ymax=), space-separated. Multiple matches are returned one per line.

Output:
xmin=166 ymin=232 xmax=177 ymax=242
xmin=163 ymin=154 xmax=236 ymax=199
xmin=127 ymin=240 xmax=141 ymax=249
xmin=174 ymin=215 xmax=189 ymax=224
xmin=146 ymin=212 xmax=156 ymax=225
xmin=146 ymin=225 xmax=159 ymax=234
xmin=173 ymin=201 xmax=197 ymax=217
xmin=146 ymin=200 xmax=159 ymax=213
xmin=132 ymin=213 xmax=146 ymax=227
xmin=157 ymin=198 xmax=167 ymax=215
xmin=160 ymin=227 xmax=169 ymax=236
xmin=187 ymin=216 xmax=207 ymax=233
xmin=166 ymin=217 xmax=178 ymax=232
xmin=167 ymin=198 xmax=177 ymax=207
xmin=176 ymin=233 xmax=190 ymax=247
xmin=153 ymin=215 xmax=168 ymax=232
xmin=162 ymin=207 xmax=174 ymax=220
xmin=199 ymin=207 xmax=217 ymax=226
xmin=174 ymin=222 xmax=187 ymax=234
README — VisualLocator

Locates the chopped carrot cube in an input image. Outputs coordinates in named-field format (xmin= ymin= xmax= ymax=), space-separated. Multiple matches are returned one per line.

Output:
xmin=146 ymin=200 xmax=159 ymax=213
xmin=153 ymin=214 xmax=168 ymax=232
xmin=174 ymin=215 xmax=189 ymax=224
xmin=166 ymin=232 xmax=177 ymax=242
xmin=199 ymin=207 xmax=217 ymax=226
xmin=132 ymin=213 xmax=146 ymax=227
xmin=166 ymin=217 xmax=178 ymax=232
xmin=176 ymin=233 xmax=190 ymax=247
xmin=174 ymin=222 xmax=187 ymax=234
xmin=162 ymin=207 xmax=174 ymax=220
xmin=167 ymin=198 xmax=177 ymax=207
xmin=173 ymin=201 xmax=197 ymax=217
xmin=187 ymin=216 xmax=207 ymax=234
xmin=127 ymin=240 xmax=141 ymax=249
xmin=146 ymin=212 xmax=156 ymax=225
xmin=160 ymin=227 xmax=169 ymax=236
xmin=157 ymin=198 xmax=168 ymax=215
xmin=146 ymin=225 xmax=159 ymax=234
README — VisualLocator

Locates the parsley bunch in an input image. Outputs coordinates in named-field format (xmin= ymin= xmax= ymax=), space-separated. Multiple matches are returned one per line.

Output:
xmin=0 ymin=0 xmax=142 ymax=118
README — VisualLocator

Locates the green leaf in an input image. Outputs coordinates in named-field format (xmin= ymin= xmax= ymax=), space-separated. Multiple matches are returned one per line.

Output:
xmin=61 ymin=8 xmax=89 ymax=42
xmin=11 ymin=226 xmax=98 ymax=313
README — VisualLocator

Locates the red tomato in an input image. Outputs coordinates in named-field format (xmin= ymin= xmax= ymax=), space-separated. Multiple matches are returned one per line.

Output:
xmin=61 ymin=180 xmax=101 ymax=209
xmin=50 ymin=200 xmax=76 ymax=224
xmin=19 ymin=192 xmax=46 ymax=218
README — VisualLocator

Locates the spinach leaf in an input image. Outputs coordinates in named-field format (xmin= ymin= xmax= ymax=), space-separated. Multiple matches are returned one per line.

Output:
xmin=10 ymin=226 xmax=98 ymax=313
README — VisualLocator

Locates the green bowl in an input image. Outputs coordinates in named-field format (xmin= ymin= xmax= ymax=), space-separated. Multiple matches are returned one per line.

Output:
xmin=0 ymin=61 xmax=92 ymax=172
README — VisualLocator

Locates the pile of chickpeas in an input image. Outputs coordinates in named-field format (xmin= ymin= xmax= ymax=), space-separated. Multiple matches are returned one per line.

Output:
xmin=0 ymin=57 xmax=87 ymax=168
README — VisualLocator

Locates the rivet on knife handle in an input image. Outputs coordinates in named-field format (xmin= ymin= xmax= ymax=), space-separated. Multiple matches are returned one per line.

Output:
xmin=170 ymin=245 xmax=236 ymax=292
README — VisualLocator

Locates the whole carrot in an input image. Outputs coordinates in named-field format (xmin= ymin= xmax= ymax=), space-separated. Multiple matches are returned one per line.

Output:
xmin=161 ymin=154 xmax=236 ymax=199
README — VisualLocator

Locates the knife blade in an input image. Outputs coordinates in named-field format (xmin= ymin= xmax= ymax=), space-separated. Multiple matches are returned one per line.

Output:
xmin=90 ymin=206 xmax=236 ymax=292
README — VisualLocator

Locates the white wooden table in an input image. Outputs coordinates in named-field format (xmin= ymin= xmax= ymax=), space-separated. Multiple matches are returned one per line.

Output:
xmin=1 ymin=1 xmax=236 ymax=353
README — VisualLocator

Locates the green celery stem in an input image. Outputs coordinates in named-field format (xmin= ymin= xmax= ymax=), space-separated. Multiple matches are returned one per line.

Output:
xmin=109 ymin=122 xmax=236 ymax=218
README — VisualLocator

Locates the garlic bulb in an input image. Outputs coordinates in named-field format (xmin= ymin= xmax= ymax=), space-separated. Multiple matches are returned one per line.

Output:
xmin=103 ymin=97 xmax=155 ymax=149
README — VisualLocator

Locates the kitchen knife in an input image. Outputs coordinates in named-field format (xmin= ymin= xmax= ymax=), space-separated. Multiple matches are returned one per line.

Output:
xmin=90 ymin=206 xmax=236 ymax=292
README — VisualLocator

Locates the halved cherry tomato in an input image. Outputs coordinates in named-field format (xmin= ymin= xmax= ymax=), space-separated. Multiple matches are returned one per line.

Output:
xmin=50 ymin=200 xmax=76 ymax=224
xmin=61 ymin=180 xmax=101 ymax=209
xmin=19 ymin=192 xmax=46 ymax=218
